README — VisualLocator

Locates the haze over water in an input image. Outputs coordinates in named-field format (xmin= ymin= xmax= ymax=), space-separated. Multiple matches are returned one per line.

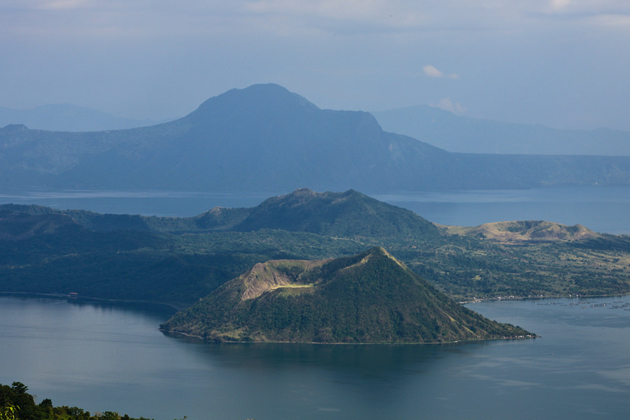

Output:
xmin=1 ymin=186 xmax=629 ymax=234
xmin=1 ymin=294 xmax=629 ymax=420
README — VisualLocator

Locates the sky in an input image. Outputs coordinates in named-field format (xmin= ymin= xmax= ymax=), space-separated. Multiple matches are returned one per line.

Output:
xmin=1 ymin=0 xmax=629 ymax=130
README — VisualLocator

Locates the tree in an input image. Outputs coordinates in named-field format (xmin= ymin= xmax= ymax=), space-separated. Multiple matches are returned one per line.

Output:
xmin=39 ymin=400 xmax=52 ymax=409
xmin=101 ymin=411 xmax=120 ymax=420
xmin=0 ymin=405 xmax=17 ymax=420
xmin=9 ymin=384 xmax=26 ymax=396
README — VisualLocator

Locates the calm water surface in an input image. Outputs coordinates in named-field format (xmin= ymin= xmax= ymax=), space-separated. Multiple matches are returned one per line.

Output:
xmin=1 ymin=186 xmax=629 ymax=234
xmin=1 ymin=295 xmax=629 ymax=420
xmin=373 ymin=186 xmax=630 ymax=234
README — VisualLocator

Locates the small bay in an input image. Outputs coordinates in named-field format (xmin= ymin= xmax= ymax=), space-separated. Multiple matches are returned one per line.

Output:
xmin=1 ymin=295 xmax=629 ymax=420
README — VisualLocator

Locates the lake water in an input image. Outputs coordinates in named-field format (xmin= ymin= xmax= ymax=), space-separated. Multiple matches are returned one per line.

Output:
xmin=2 ymin=186 xmax=629 ymax=418
xmin=373 ymin=186 xmax=630 ymax=234
xmin=1 ymin=295 xmax=629 ymax=420
xmin=1 ymin=186 xmax=629 ymax=234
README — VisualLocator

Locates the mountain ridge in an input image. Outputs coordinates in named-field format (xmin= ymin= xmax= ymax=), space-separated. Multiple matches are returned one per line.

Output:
xmin=3 ymin=84 xmax=630 ymax=192
xmin=373 ymin=105 xmax=630 ymax=156
xmin=446 ymin=220 xmax=599 ymax=243
xmin=0 ymin=189 xmax=442 ymax=240
xmin=0 ymin=104 xmax=161 ymax=132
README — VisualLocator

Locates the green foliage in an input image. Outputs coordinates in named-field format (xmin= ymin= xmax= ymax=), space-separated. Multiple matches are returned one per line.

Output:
xmin=163 ymin=247 xmax=533 ymax=343
xmin=0 ymin=383 xmax=160 ymax=420
xmin=233 ymin=189 xmax=441 ymax=239
xmin=3 ymin=188 xmax=630 ymax=308
xmin=1 ymin=405 xmax=17 ymax=420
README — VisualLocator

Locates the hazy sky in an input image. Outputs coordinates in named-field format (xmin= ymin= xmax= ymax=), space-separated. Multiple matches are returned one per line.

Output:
xmin=1 ymin=0 xmax=629 ymax=130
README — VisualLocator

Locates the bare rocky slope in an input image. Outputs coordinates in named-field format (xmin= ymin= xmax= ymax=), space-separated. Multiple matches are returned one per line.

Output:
xmin=445 ymin=220 xmax=600 ymax=243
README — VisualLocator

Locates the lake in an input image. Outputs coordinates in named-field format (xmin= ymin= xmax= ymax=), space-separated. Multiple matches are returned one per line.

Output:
xmin=1 ymin=295 xmax=629 ymax=420
xmin=1 ymin=186 xmax=629 ymax=234
xmin=1 ymin=186 xmax=629 ymax=418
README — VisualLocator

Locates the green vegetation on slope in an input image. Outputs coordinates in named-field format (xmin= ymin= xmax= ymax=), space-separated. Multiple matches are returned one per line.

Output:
xmin=2 ymin=189 xmax=630 ymax=306
xmin=0 ymin=382 xmax=154 ymax=420
xmin=0 ymin=217 xmax=363 ymax=307
xmin=233 ymin=188 xmax=442 ymax=238
xmin=162 ymin=247 xmax=533 ymax=343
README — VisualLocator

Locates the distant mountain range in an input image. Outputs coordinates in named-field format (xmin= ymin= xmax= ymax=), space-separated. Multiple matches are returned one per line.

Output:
xmin=2 ymin=83 xmax=630 ymax=193
xmin=5 ymin=99 xmax=626 ymax=156
xmin=373 ymin=105 xmax=630 ymax=156
xmin=0 ymin=104 xmax=161 ymax=132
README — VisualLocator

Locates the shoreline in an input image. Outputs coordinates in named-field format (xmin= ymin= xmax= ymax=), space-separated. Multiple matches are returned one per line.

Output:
xmin=3 ymin=289 xmax=627 ymax=314
xmin=459 ymin=292 xmax=630 ymax=305
xmin=159 ymin=328 xmax=538 ymax=345
xmin=0 ymin=291 xmax=182 ymax=313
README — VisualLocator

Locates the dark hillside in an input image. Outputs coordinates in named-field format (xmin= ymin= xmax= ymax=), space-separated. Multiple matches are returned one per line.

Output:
xmin=3 ymin=189 xmax=630 ymax=305
xmin=234 ymin=188 xmax=442 ymax=239
xmin=0 ymin=189 xmax=440 ymax=239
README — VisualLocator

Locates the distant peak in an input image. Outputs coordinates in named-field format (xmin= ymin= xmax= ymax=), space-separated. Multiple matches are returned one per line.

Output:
xmin=290 ymin=187 xmax=316 ymax=195
xmin=188 ymin=84 xmax=319 ymax=121
xmin=275 ymin=189 xmax=369 ymax=204
xmin=363 ymin=246 xmax=403 ymax=263
xmin=340 ymin=189 xmax=363 ymax=197
xmin=369 ymin=246 xmax=389 ymax=255
xmin=286 ymin=188 xmax=363 ymax=197
xmin=1 ymin=123 xmax=29 ymax=132
xmin=239 ymin=83 xmax=293 ymax=94
xmin=233 ymin=83 xmax=318 ymax=108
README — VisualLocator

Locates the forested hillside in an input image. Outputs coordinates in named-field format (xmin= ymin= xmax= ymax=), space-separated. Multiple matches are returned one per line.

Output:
xmin=2 ymin=189 xmax=630 ymax=306
xmin=162 ymin=248 xmax=533 ymax=343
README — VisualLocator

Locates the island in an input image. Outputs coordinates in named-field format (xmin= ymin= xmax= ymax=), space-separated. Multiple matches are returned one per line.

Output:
xmin=161 ymin=247 xmax=533 ymax=343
